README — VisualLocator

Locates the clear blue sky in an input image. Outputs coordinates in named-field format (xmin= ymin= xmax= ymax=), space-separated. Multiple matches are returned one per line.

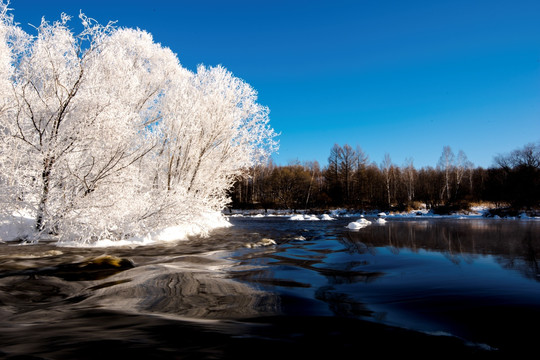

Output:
xmin=10 ymin=0 xmax=540 ymax=169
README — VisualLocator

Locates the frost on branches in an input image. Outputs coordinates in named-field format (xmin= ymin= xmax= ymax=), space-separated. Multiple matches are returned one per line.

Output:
xmin=0 ymin=2 xmax=278 ymax=244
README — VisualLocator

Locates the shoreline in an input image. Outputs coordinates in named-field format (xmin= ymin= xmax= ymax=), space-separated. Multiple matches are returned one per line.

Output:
xmin=225 ymin=206 xmax=540 ymax=220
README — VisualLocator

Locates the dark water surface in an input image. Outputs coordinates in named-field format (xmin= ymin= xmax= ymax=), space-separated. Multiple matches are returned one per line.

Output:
xmin=1 ymin=216 xmax=539 ymax=359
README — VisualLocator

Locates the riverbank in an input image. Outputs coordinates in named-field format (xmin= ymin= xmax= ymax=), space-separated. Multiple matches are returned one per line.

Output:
xmin=225 ymin=205 xmax=540 ymax=220
xmin=0 ymin=211 xmax=231 ymax=246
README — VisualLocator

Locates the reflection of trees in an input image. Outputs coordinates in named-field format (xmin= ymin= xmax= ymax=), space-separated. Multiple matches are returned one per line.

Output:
xmin=439 ymin=226 xmax=474 ymax=265
xmin=315 ymin=286 xmax=373 ymax=317
xmin=343 ymin=220 xmax=540 ymax=281
xmin=235 ymin=250 xmax=383 ymax=287
xmin=495 ymin=229 xmax=540 ymax=280
xmin=229 ymin=219 xmax=540 ymax=325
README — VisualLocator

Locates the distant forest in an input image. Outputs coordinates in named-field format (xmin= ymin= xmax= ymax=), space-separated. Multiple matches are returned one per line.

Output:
xmin=230 ymin=142 xmax=540 ymax=213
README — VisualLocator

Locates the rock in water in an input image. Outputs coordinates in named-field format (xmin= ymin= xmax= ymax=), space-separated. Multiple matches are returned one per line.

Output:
xmin=245 ymin=238 xmax=277 ymax=248
xmin=52 ymin=255 xmax=135 ymax=281
xmin=0 ymin=255 xmax=135 ymax=281
xmin=76 ymin=255 xmax=135 ymax=270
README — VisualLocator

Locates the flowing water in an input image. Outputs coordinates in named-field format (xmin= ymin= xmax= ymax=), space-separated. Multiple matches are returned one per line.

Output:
xmin=0 ymin=216 xmax=539 ymax=359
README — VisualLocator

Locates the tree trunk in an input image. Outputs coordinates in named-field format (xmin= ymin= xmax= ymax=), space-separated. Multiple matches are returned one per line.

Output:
xmin=36 ymin=156 xmax=54 ymax=231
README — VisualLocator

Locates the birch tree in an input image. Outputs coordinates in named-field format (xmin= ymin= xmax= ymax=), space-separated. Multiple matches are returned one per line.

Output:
xmin=403 ymin=157 xmax=415 ymax=203
xmin=454 ymin=150 xmax=471 ymax=198
xmin=381 ymin=153 xmax=392 ymax=207
xmin=437 ymin=146 xmax=455 ymax=202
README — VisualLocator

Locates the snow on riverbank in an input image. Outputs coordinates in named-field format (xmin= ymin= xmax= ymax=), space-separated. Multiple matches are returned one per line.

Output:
xmin=289 ymin=214 xmax=336 ymax=221
xmin=0 ymin=211 xmax=231 ymax=247
xmin=226 ymin=206 xmax=540 ymax=221
xmin=226 ymin=209 xmax=338 ymax=221
xmin=0 ymin=210 xmax=35 ymax=243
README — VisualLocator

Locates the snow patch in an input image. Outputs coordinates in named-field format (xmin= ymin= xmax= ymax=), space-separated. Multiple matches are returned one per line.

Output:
xmin=319 ymin=214 xmax=335 ymax=221
xmin=58 ymin=212 xmax=230 ymax=247
xmin=0 ymin=211 xmax=37 ymax=242
xmin=289 ymin=214 xmax=320 ymax=221
xmin=346 ymin=218 xmax=372 ymax=230
xmin=289 ymin=213 xmax=335 ymax=221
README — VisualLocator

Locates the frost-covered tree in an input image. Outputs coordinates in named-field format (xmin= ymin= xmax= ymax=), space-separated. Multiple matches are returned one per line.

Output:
xmin=0 ymin=2 xmax=277 ymax=242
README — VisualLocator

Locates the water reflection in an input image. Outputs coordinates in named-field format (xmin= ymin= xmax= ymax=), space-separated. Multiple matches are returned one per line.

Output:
xmin=226 ymin=217 xmax=540 ymax=354
xmin=343 ymin=219 xmax=540 ymax=278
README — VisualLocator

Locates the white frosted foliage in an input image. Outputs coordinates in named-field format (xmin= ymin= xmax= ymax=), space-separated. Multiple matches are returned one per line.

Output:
xmin=0 ymin=2 xmax=278 ymax=243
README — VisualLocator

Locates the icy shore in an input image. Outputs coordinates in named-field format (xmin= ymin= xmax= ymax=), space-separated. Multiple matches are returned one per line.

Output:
xmin=3 ymin=205 xmax=537 ymax=246
xmin=0 ymin=211 xmax=231 ymax=247
xmin=225 ymin=206 xmax=540 ymax=221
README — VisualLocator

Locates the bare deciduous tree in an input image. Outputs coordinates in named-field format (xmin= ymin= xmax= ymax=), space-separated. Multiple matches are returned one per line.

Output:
xmin=381 ymin=153 xmax=393 ymax=207
xmin=437 ymin=146 xmax=455 ymax=202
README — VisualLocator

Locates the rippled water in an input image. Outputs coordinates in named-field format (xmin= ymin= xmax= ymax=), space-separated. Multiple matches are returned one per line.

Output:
xmin=1 ymin=216 xmax=539 ymax=359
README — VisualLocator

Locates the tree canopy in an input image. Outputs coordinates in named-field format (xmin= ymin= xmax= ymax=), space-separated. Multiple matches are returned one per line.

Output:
xmin=0 ymin=2 xmax=278 ymax=242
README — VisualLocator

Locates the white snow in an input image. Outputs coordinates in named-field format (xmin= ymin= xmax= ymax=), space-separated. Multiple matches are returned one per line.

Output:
xmin=288 ymin=214 xmax=305 ymax=221
xmin=92 ymin=212 xmax=230 ymax=247
xmin=346 ymin=218 xmax=372 ymax=230
xmin=346 ymin=222 xmax=369 ymax=230
xmin=0 ymin=211 xmax=231 ymax=247
xmin=289 ymin=214 xmax=320 ymax=221
xmin=288 ymin=213 xmax=336 ymax=221
xmin=229 ymin=206 xmax=540 ymax=221
xmin=0 ymin=211 xmax=37 ymax=242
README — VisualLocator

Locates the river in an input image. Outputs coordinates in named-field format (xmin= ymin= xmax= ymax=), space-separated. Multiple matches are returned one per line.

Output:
xmin=1 ymin=215 xmax=539 ymax=359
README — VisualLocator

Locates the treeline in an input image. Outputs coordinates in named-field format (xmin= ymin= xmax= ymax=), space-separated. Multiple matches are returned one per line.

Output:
xmin=230 ymin=142 xmax=540 ymax=212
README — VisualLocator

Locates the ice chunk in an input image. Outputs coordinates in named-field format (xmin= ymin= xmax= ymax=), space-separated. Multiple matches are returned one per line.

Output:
xmin=347 ymin=220 xmax=371 ymax=230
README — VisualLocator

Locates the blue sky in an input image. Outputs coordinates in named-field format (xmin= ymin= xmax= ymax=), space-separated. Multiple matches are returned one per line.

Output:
xmin=11 ymin=0 xmax=540 ymax=168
